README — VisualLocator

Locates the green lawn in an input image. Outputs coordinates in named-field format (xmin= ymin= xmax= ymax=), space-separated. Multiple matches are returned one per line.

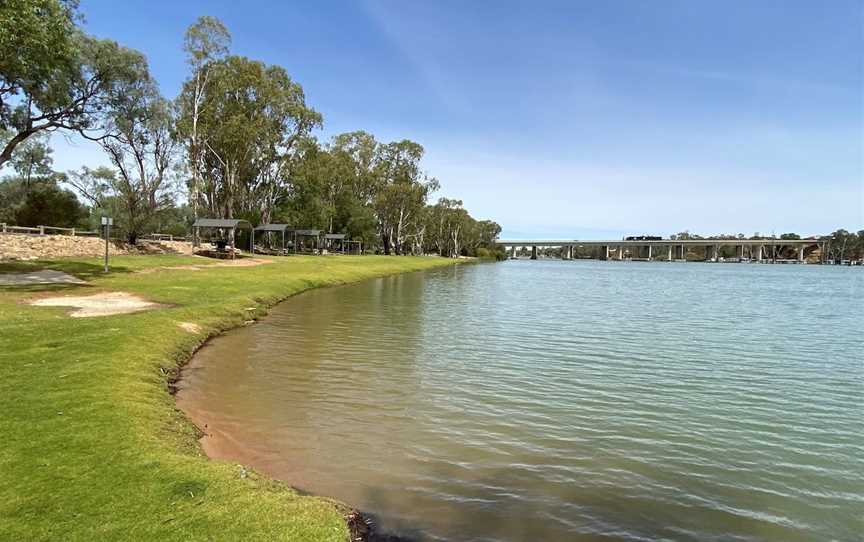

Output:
xmin=0 ymin=254 xmax=458 ymax=541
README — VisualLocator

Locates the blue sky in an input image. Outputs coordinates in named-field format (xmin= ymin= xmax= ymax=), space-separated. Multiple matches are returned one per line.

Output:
xmin=48 ymin=0 xmax=863 ymax=238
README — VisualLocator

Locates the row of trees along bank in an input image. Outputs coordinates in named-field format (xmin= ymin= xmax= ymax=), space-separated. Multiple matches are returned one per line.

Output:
xmin=0 ymin=2 xmax=502 ymax=257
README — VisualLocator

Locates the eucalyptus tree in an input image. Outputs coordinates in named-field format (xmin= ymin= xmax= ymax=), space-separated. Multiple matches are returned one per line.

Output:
xmin=66 ymin=77 xmax=178 ymax=243
xmin=330 ymin=131 xmax=382 ymax=204
xmin=176 ymin=16 xmax=230 ymax=221
xmin=825 ymin=229 xmax=852 ymax=262
xmin=471 ymin=219 xmax=503 ymax=253
xmin=422 ymin=199 xmax=501 ymax=257
xmin=854 ymin=231 xmax=864 ymax=261
xmin=7 ymin=132 xmax=53 ymax=186
xmin=409 ymin=203 xmax=430 ymax=255
xmin=0 ymin=0 xmax=149 ymax=168
xmin=284 ymin=136 xmax=335 ymax=229
xmin=184 ymin=55 xmax=321 ymax=220
xmin=434 ymin=198 xmax=470 ymax=257
xmin=312 ymin=131 xmax=382 ymax=234
xmin=374 ymin=140 xmax=438 ymax=254
xmin=0 ymin=134 xmax=85 ymax=227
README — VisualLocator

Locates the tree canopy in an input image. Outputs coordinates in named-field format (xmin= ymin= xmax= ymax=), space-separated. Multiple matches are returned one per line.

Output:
xmin=0 ymin=8 xmax=502 ymax=256
xmin=0 ymin=0 xmax=149 ymax=168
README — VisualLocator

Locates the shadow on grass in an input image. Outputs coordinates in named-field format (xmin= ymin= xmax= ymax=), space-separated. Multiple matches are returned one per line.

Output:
xmin=0 ymin=259 xmax=134 ymax=284
xmin=0 ymin=282 xmax=93 ymax=294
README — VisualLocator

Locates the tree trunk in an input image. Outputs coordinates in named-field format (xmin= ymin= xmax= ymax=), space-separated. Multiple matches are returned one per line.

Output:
xmin=382 ymin=231 xmax=391 ymax=255
xmin=225 ymin=168 xmax=235 ymax=218
xmin=190 ymin=72 xmax=202 ymax=221
xmin=452 ymin=226 xmax=461 ymax=257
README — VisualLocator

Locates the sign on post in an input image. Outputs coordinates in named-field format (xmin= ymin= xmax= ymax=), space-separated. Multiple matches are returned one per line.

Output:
xmin=101 ymin=217 xmax=113 ymax=272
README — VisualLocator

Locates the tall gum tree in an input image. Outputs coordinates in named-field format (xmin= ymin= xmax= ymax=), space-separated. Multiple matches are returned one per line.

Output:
xmin=176 ymin=16 xmax=230 ymax=221
xmin=182 ymin=55 xmax=321 ymax=220
xmin=374 ymin=140 xmax=437 ymax=255
xmin=66 ymin=75 xmax=177 ymax=243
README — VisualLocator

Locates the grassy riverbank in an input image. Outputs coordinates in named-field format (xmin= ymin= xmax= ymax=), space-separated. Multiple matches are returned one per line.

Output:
xmin=0 ymin=254 xmax=458 ymax=541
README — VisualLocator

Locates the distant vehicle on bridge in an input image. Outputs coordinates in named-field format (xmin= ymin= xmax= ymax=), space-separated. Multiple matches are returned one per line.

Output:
xmin=624 ymin=235 xmax=663 ymax=241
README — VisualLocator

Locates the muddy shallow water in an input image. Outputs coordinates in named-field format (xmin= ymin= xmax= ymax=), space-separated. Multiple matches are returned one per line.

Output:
xmin=176 ymin=261 xmax=863 ymax=541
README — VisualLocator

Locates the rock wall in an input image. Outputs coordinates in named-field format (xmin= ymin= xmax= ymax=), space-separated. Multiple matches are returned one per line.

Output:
xmin=0 ymin=233 xmax=194 ymax=261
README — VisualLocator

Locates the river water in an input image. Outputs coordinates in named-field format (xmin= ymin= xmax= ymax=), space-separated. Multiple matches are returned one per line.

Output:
xmin=176 ymin=260 xmax=863 ymax=541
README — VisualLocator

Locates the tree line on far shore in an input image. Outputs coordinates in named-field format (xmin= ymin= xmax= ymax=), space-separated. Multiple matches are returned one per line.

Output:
xmin=0 ymin=2 xmax=502 ymax=257
xmin=670 ymin=230 xmax=864 ymax=262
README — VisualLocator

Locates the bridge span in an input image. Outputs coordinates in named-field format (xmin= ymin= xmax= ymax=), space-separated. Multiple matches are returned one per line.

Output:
xmin=495 ymin=238 xmax=825 ymax=263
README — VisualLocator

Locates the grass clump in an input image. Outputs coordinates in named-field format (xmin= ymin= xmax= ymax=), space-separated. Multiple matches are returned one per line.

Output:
xmin=0 ymin=254 xmax=457 ymax=541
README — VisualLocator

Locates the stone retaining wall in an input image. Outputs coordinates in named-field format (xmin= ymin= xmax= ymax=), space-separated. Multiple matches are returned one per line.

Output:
xmin=0 ymin=233 xmax=194 ymax=261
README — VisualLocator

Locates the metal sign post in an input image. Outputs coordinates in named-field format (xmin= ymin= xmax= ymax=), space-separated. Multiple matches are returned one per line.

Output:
xmin=101 ymin=217 xmax=113 ymax=272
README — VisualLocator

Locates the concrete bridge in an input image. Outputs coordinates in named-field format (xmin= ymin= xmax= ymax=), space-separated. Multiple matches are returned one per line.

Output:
xmin=495 ymin=238 xmax=825 ymax=263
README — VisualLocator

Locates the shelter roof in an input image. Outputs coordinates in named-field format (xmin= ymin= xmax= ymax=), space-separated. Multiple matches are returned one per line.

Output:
xmin=192 ymin=218 xmax=252 ymax=229
xmin=254 ymin=223 xmax=292 ymax=232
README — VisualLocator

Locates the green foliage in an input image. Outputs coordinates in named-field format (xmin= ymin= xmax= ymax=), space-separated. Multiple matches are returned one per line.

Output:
xmin=174 ymin=20 xmax=497 ymax=256
xmin=475 ymin=246 xmax=506 ymax=260
xmin=65 ymin=77 xmax=178 ymax=243
xmin=7 ymin=132 xmax=53 ymax=181
xmin=2 ymin=12 xmax=502 ymax=254
xmin=422 ymin=198 xmax=501 ymax=257
xmin=0 ymin=0 xmax=150 ymax=168
xmin=0 ymin=0 xmax=80 ymax=115
xmin=176 ymin=16 xmax=231 ymax=220
xmin=825 ymin=229 xmax=864 ymax=262
xmin=176 ymin=51 xmax=321 ymax=220
xmin=12 ymin=179 xmax=85 ymax=227
xmin=0 ymin=175 xmax=86 ymax=227
xmin=148 ymin=204 xmax=194 ymax=238
xmin=183 ymin=16 xmax=230 ymax=68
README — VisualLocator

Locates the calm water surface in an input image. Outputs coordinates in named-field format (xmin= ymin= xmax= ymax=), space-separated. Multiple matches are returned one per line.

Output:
xmin=176 ymin=261 xmax=863 ymax=541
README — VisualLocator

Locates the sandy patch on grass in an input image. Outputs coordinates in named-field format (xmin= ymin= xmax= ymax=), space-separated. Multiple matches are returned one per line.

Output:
xmin=136 ymin=258 xmax=273 ymax=274
xmin=0 ymin=270 xmax=86 ymax=286
xmin=208 ymin=258 xmax=273 ymax=267
xmin=30 ymin=291 xmax=159 ymax=317
xmin=178 ymin=322 xmax=201 ymax=333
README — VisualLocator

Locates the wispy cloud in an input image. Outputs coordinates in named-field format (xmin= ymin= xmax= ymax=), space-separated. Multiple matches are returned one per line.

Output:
xmin=627 ymin=60 xmax=858 ymax=96
xmin=360 ymin=0 xmax=470 ymax=113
